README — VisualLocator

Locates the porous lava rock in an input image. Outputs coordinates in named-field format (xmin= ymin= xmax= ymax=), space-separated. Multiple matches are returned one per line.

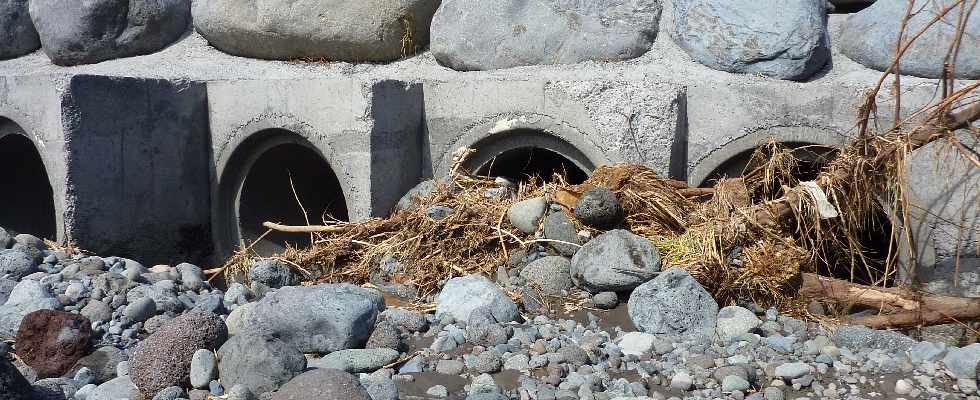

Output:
xmin=192 ymin=0 xmax=440 ymax=62
xmin=672 ymin=0 xmax=830 ymax=80
xmin=627 ymin=267 xmax=718 ymax=337
xmin=29 ymin=0 xmax=191 ymax=66
xmin=431 ymin=0 xmax=663 ymax=70
xmin=129 ymin=311 xmax=228 ymax=398
xmin=15 ymin=309 xmax=91 ymax=378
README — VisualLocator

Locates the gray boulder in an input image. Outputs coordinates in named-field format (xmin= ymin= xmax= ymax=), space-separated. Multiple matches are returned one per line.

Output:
xmin=245 ymin=284 xmax=385 ymax=353
xmin=943 ymin=343 xmax=980 ymax=380
xmin=395 ymin=180 xmax=437 ymax=211
xmin=0 ymin=280 xmax=61 ymax=338
xmin=543 ymin=212 xmax=581 ymax=257
xmin=431 ymin=0 xmax=662 ymax=71
xmin=193 ymin=0 xmax=440 ymax=62
xmin=359 ymin=374 xmax=399 ymax=400
xmin=841 ymin=0 xmax=979 ymax=79
xmin=189 ymin=349 xmax=217 ymax=389
xmin=0 ymin=249 xmax=35 ymax=280
xmin=672 ymin=0 xmax=830 ymax=80
xmin=627 ymin=267 xmax=718 ymax=337
xmin=1 ymin=355 xmax=35 ymax=400
xmin=33 ymin=377 xmax=81 ymax=400
xmin=436 ymin=274 xmax=518 ymax=324
xmin=507 ymin=197 xmax=547 ymax=234
xmin=570 ymin=230 xmax=661 ymax=293
xmin=574 ymin=187 xmax=623 ymax=229
xmin=248 ymin=260 xmax=293 ymax=289
xmin=10 ymin=234 xmax=43 ymax=265
xmin=715 ymin=306 xmax=761 ymax=341
xmin=0 ymin=277 xmax=16 ymax=305
xmin=29 ymin=0 xmax=190 ymax=66
xmin=87 ymin=376 xmax=139 ymax=400
xmin=217 ymin=333 xmax=306 ymax=396
xmin=70 ymin=346 xmax=128 ymax=385
xmin=271 ymin=368 xmax=372 ymax=400
xmin=831 ymin=325 xmax=916 ymax=354
xmin=308 ymin=348 xmax=400 ymax=373
xmin=519 ymin=256 xmax=572 ymax=295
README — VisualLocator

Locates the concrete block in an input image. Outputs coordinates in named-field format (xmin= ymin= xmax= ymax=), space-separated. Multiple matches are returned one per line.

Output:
xmin=207 ymin=78 xmax=423 ymax=258
xmin=422 ymin=79 xmax=686 ymax=179
xmin=1 ymin=75 xmax=212 ymax=264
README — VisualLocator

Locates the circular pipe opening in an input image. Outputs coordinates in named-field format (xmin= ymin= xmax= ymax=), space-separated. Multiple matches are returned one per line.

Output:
xmin=464 ymin=129 xmax=594 ymax=184
xmin=0 ymin=128 xmax=57 ymax=240
xmin=701 ymin=142 xmax=839 ymax=186
xmin=223 ymin=130 xmax=348 ymax=257
xmin=474 ymin=147 xmax=589 ymax=184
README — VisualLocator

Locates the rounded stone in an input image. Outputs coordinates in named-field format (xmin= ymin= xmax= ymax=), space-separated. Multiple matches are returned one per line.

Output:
xmin=716 ymin=306 xmax=762 ymax=340
xmin=123 ymin=297 xmax=157 ymax=323
xmin=507 ymin=197 xmax=548 ymax=234
xmin=574 ymin=187 xmax=624 ymax=229
xmin=129 ymin=312 xmax=228 ymax=398
xmin=218 ymin=333 xmax=307 ymax=395
xmin=248 ymin=259 xmax=293 ymax=289
xmin=270 ymin=368 xmax=372 ymax=400
xmin=0 ymin=249 xmax=36 ymax=279
xmin=189 ymin=349 xmax=217 ymax=389
xmin=519 ymin=256 xmax=573 ymax=295
xmin=591 ymin=292 xmax=618 ymax=309
xmin=570 ymin=229 xmax=661 ymax=293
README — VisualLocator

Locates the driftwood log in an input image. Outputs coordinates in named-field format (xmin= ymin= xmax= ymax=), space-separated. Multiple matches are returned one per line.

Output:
xmin=801 ymin=273 xmax=980 ymax=329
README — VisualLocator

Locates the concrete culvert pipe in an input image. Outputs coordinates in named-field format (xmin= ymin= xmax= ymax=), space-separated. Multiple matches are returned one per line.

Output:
xmin=0 ymin=123 xmax=57 ymax=240
xmin=464 ymin=129 xmax=595 ymax=185
xmin=220 ymin=130 xmax=348 ymax=257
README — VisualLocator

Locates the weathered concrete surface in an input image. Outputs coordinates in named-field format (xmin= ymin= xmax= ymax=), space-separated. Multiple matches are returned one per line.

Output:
xmin=0 ymin=75 xmax=211 ymax=265
xmin=422 ymin=79 xmax=686 ymax=179
xmin=207 ymin=78 xmax=423 ymax=259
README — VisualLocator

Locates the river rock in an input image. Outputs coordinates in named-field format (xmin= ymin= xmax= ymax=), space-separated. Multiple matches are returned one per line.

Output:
xmin=672 ymin=0 xmax=830 ymax=80
xmin=193 ymin=0 xmax=440 ymax=62
xmin=271 ymin=368 xmax=372 ymax=400
xmin=431 ymin=0 xmax=662 ymax=71
xmin=574 ymin=187 xmax=624 ymax=229
xmin=29 ymin=0 xmax=192 ymax=66
xmin=570 ymin=230 xmax=661 ymax=293
xmin=217 ymin=333 xmax=306 ymax=395
xmin=943 ymin=343 xmax=980 ymax=380
xmin=840 ymin=0 xmax=979 ymax=79
xmin=130 ymin=312 xmax=228 ymax=398
xmin=519 ymin=256 xmax=573 ymax=295
xmin=0 ymin=279 xmax=61 ymax=338
xmin=1 ymin=356 xmax=35 ymax=400
xmin=248 ymin=260 xmax=293 ymax=289
xmin=308 ymin=348 xmax=400 ymax=373
xmin=627 ymin=267 xmax=718 ymax=337
xmin=832 ymin=325 xmax=916 ymax=353
xmin=507 ymin=197 xmax=547 ymax=234
xmin=0 ymin=249 xmax=36 ymax=280
xmin=716 ymin=306 xmax=761 ymax=341
xmin=15 ymin=310 xmax=91 ymax=378
xmin=543 ymin=212 xmax=581 ymax=256
xmin=436 ymin=274 xmax=518 ymax=324
xmin=244 ymin=284 xmax=384 ymax=353
xmin=87 ymin=375 xmax=139 ymax=400
xmin=71 ymin=346 xmax=128 ymax=385
xmin=189 ymin=349 xmax=217 ymax=389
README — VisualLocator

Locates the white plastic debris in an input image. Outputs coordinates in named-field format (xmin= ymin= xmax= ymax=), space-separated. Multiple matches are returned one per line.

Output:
xmin=800 ymin=181 xmax=839 ymax=219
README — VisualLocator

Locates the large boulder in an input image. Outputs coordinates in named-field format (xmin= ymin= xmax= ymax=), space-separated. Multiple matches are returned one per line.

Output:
xmin=570 ymin=230 xmax=661 ymax=293
xmin=0 ymin=249 xmax=35 ymax=280
xmin=192 ymin=0 xmax=440 ymax=62
xmin=431 ymin=0 xmax=662 ymax=71
xmin=129 ymin=312 xmax=228 ymax=398
xmin=271 ymin=368 xmax=372 ymax=400
xmin=87 ymin=375 xmax=139 ymax=400
xmin=840 ymin=0 xmax=979 ymax=79
xmin=28 ymin=0 xmax=191 ymax=66
xmin=15 ymin=310 xmax=91 ymax=378
xmin=1 ymin=356 xmax=35 ymax=400
xmin=519 ymin=256 xmax=573 ymax=295
xmin=627 ymin=267 xmax=718 ymax=337
xmin=671 ymin=0 xmax=830 ymax=80
xmin=244 ymin=284 xmax=385 ymax=353
xmin=436 ymin=274 xmax=518 ymax=324
xmin=0 ymin=280 xmax=61 ymax=338
xmin=217 ymin=333 xmax=307 ymax=395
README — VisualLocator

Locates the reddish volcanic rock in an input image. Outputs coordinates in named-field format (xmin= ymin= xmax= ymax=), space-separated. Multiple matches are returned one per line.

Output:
xmin=15 ymin=309 xmax=92 ymax=378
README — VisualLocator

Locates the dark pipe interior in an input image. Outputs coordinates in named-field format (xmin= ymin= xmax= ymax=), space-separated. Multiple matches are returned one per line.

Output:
xmin=239 ymin=143 xmax=348 ymax=256
xmin=475 ymin=147 xmax=589 ymax=185
xmin=0 ymin=134 xmax=57 ymax=240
